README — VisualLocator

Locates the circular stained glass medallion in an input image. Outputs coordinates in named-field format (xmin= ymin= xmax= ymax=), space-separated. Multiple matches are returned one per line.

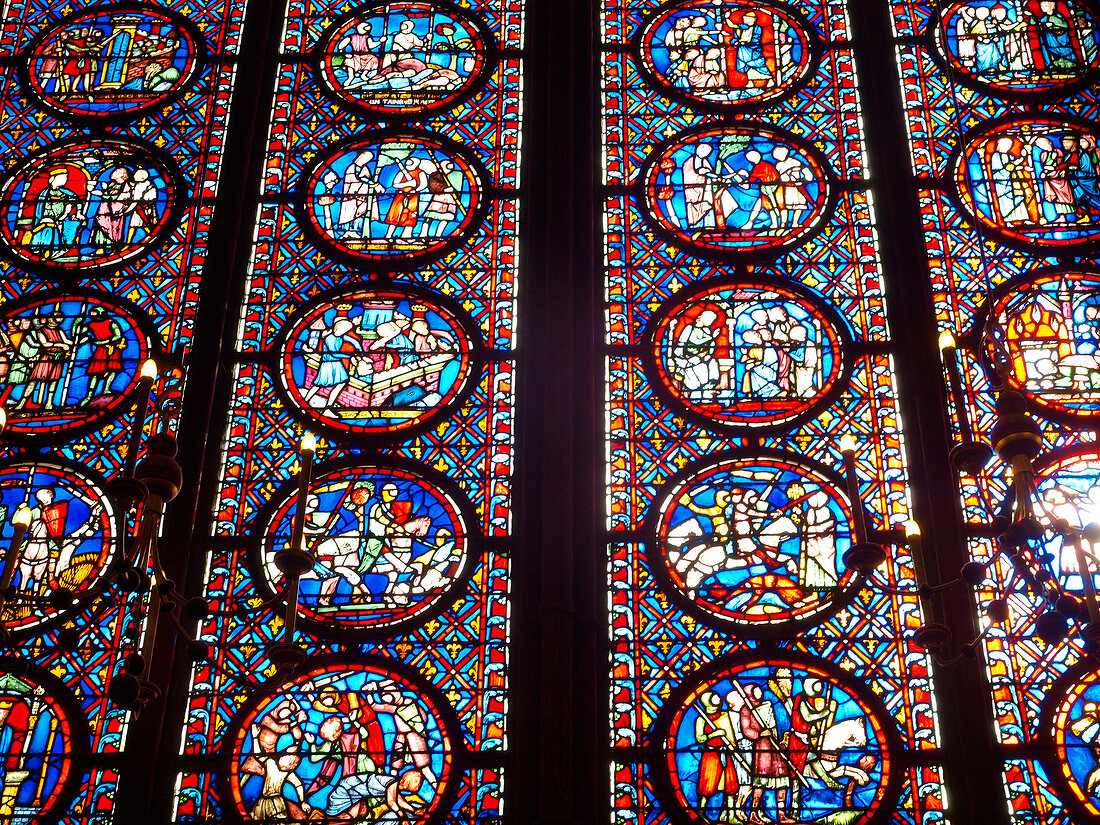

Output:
xmin=647 ymin=282 xmax=846 ymax=430
xmin=300 ymin=133 xmax=485 ymax=265
xmin=1030 ymin=449 xmax=1100 ymax=594
xmin=225 ymin=659 xmax=455 ymax=823
xmin=660 ymin=655 xmax=894 ymax=825
xmin=0 ymin=461 xmax=114 ymax=634
xmin=1042 ymin=662 xmax=1100 ymax=819
xmin=985 ymin=269 xmax=1100 ymax=421
xmin=0 ymin=290 xmax=155 ymax=438
xmin=954 ymin=117 xmax=1100 ymax=248
xmin=277 ymin=288 xmax=477 ymax=436
xmin=0 ymin=661 xmax=86 ymax=820
xmin=638 ymin=0 xmax=814 ymax=108
xmin=0 ymin=138 xmax=178 ymax=272
xmin=25 ymin=5 xmax=201 ymax=121
xmin=651 ymin=454 xmax=856 ymax=629
xmin=257 ymin=463 xmax=470 ymax=633
xmin=643 ymin=125 xmax=832 ymax=256
xmin=935 ymin=0 xmax=1100 ymax=94
xmin=316 ymin=1 xmax=491 ymax=116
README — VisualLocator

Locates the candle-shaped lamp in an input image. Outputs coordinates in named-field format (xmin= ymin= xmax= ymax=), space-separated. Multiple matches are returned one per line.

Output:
xmin=939 ymin=332 xmax=994 ymax=474
xmin=840 ymin=435 xmax=869 ymax=546
xmin=907 ymin=518 xmax=955 ymax=653
xmin=124 ymin=360 xmax=159 ymax=478
xmin=906 ymin=520 xmax=942 ymax=624
xmin=939 ymin=331 xmax=974 ymax=442
xmin=0 ymin=506 xmax=31 ymax=591
xmin=0 ymin=506 xmax=33 ymax=628
xmin=279 ymin=433 xmax=317 ymax=641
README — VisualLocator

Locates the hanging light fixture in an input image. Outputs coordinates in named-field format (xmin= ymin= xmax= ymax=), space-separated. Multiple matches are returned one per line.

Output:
xmin=838 ymin=434 xmax=888 ymax=575
xmin=862 ymin=329 xmax=1100 ymax=665
xmin=266 ymin=432 xmax=317 ymax=677
xmin=0 ymin=360 xmax=318 ymax=714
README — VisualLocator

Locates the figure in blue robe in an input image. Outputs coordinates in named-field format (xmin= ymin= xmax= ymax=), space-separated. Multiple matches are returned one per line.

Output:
xmin=1036 ymin=2 xmax=1080 ymax=68
xmin=1071 ymin=140 xmax=1100 ymax=212
xmin=973 ymin=9 xmax=1006 ymax=73
xmin=735 ymin=16 xmax=769 ymax=77
xmin=30 ymin=172 xmax=83 ymax=256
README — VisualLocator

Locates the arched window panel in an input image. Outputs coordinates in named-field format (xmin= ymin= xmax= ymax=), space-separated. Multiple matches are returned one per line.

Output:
xmin=172 ymin=0 xmax=522 ymax=821
xmin=603 ymin=1 xmax=949 ymax=824
xmin=888 ymin=0 xmax=1100 ymax=821
xmin=0 ymin=0 xmax=246 ymax=821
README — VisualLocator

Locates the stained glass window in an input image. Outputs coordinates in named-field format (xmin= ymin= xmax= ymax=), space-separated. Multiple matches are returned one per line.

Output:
xmin=171 ymin=0 xmax=521 ymax=821
xmin=890 ymin=0 xmax=1100 ymax=818
xmin=0 ymin=0 xmax=246 ymax=817
xmin=0 ymin=0 xmax=1093 ymax=821
xmin=603 ymin=0 xmax=948 ymax=823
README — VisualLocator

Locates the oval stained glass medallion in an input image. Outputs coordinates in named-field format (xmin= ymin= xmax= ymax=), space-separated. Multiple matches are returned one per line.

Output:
xmin=638 ymin=0 xmax=814 ymax=108
xmin=643 ymin=125 xmax=832 ymax=255
xmin=985 ymin=269 xmax=1100 ymax=420
xmin=954 ymin=118 xmax=1100 ymax=247
xmin=661 ymin=656 xmax=893 ymax=825
xmin=226 ymin=660 xmax=454 ymax=823
xmin=651 ymin=455 xmax=856 ymax=628
xmin=1030 ymin=449 xmax=1100 ymax=595
xmin=317 ymin=1 xmax=491 ymax=116
xmin=257 ymin=464 xmax=470 ymax=633
xmin=0 ymin=662 xmax=84 ymax=819
xmin=1043 ymin=662 xmax=1100 ymax=819
xmin=25 ymin=6 xmax=200 ymax=120
xmin=0 ymin=462 xmax=114 ymax=634
xmin=300 ymin=134 xmax=485 ymax=264
xmin=277 ymin=288 xmax=477 ymax=436
xmin=935 ymin=0 xmax=1100 ymax=94
xmin=0 ymin=138 xmax=178 ymax=272
xmin=0 ymin=291 xmax=154 ymax=437
xmin=648 ymin=282 xmax=846 ymax=430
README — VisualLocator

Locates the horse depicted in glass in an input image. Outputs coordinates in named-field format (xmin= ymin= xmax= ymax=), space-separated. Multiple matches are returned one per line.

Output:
xmin=644 ymin=126 xmax=830 ymax=254
xmin=318 ymin=1 xmax=488 ymax=115
xmin=650 ymin=284 xmax=844 ymax=429
xmin=228 ymin=663 xmax=452 ymax=823
xmin=0 ymin=139 xmax=176 ymax=270
xmin=26 ymin=8 xmax=198 ymax=119
xmin=279 ymin=289 xmax=474 ymax=434
xmin=986 ymin=270 xmax=1100 ymax=418
xmin=0 ymin=292 xmax=152 ymax=436
xmin=639 ymin=0 xmax=813 ymax=107
xmin=0 ymin=462 xmax=113 ymax=633
xmin=955 ymin=119 xmax=1100 ymax=246
xmin=936 ymin=0 xmax=1100 ymax=92
xmin=303 ymin=135 xmax=483 ymax=262
xmin=654 ymin=456 xmax=855 ymax=627
xmin=664 ymin=659 xmax=891 ymax=825
xmin=259 ymin=465 xmax=468 ymax=631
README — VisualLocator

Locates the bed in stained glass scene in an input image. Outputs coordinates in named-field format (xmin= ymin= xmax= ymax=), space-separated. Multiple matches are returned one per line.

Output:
xmin=277 ymin=287 xmax=477 ymax=435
